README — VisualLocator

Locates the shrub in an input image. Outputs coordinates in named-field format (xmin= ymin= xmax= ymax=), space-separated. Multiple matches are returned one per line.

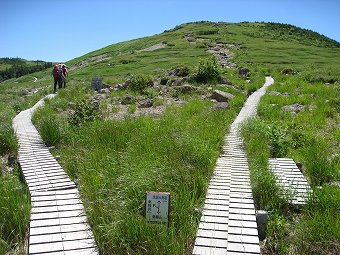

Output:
xmin=68 ymin=99 xmax=101 ymax=126
xmin=39 ymin=116 xmax=61 ymax=147
xmin=129 ymin=74 xmax=153 ymax=93
xmin=195 ymin=57 xmax=220 ymax=83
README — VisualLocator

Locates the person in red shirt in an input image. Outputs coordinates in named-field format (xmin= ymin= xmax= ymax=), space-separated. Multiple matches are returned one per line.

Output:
xmin=51 ymin=63 xmax=62 ymax=93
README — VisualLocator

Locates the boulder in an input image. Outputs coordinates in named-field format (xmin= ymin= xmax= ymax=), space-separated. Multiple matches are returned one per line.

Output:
xmin=160 ymin=77 xmax=169 ymax=85
xmin=100 ymin=88 xmax=110 ymax=94
xmin=172 ymin=77 xmax=191 ymax=86
xmin=116 ymin=82 xmax=129 ymax=90
xmin=211 ymin=90 xmax=234 ymax=102
xmin=282 ymin=104 xmax=305 ymax=113
xmin=238 ymin=67 xmax=250 ymax=77
xmin=213 ymin=102 xmax=229 ymax=110
xmin=121 ymin=94 xmax=135 ymax=105
xmin=138 ymin=99 xmax=153 ymax=108
xmin=173 ymin=84 xmax=198 ymax=94
xmin=218 ymin=77 xmax=233 ymax=85
xmin=269 ymin=91 xmax=282 ymax=96
xmin=168 ymin=66 xmax=190 ymax=77
xmin=67 ymin=102 xmax=76 ymax=109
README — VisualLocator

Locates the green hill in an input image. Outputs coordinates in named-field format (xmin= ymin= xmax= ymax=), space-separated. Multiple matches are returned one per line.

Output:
xmin=0 ymin=57 xmax=53 ymax=82
xmin=0 ymin=22 xmax=339 ymax=255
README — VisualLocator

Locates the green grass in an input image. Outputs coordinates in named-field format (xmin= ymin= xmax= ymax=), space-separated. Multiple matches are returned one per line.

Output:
xmin=1 ymin=21 xmax=340 ymax=254
xmin=0 ymin=168 xmax=31 ymax=255
xmin=33 ymin=99 xmax=242 ymax=254
xmin=241 ymin=72 xmax=339 ymax=254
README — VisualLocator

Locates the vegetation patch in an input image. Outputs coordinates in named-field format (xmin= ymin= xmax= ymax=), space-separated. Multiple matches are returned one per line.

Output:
xmin=241 ymin=73 xmax=339 ymax=254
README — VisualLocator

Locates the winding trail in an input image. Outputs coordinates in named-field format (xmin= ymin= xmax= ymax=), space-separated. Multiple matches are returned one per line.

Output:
xmin=13 ymin=95 xmax=98 ymax=255
xmin=193 ymin=77 xmax=274 ymax=255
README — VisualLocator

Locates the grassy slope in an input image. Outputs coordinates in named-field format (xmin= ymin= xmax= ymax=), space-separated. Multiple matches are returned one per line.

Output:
xmin=1 ymin=21 xmax=339 ymax=254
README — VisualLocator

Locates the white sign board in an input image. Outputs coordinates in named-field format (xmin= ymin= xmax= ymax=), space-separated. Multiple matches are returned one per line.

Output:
xmin=145 ymin=192 xmax=170 ymax=225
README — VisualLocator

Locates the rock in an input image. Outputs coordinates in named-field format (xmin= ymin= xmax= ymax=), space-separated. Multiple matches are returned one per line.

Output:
xmin=116 ymin=83 xmax=128 ymax=90
xmin=100 ymin=88 xmax=110 ymax=94
xmin=218 ymin=77 xmax=233 ymax=85
xmin=282 ymin=104 xmax=305 ymax=113
xmin=102 ymin=83 xmax=112 ymax=89
xmin=211 ymin=90 xmax=234 ymax=102
xmin=173 ymin=84 xmax=198 ymax=94
xmin=7 ymin=154 xmax=16 ymax=167
xmin=172 ymin=77 xmax=191 ymax=86
xmin=213 ymin=102 xmax=229 ymax=110
xmin=269 ymin=91 xmax=282 ymax=96
xmin=281 ymin=68 xmax=298 ymax=75
xmin=168 ymin=66 xmax=190 ymax=77
xmin=238 ymin=67 xmax=250 ymax=77
xmin=121 ymin=95 xmax=135 ymax=105
xmin=67 ymin=102 xmax=76 ymax=109
xmin=160 ymin=77 xmax=169 ymax=85
xmin=92 ymin=94 xmax=106 ymax=101
xmin=138 ymin=99 xmax=153 ymax=108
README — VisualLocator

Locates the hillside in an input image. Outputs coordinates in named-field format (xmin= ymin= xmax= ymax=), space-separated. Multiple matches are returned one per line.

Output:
xmin=0 ymin=57 xmax=53 ymax=82
xmin=0 ymin=22 xmax=339 ymax=255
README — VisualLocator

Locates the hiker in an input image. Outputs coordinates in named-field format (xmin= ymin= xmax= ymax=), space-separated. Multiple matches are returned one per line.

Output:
xmin=61 ymin=64 xmax=68 ymax=88
xmin=51 ymin=63 xmax=62 ymax=93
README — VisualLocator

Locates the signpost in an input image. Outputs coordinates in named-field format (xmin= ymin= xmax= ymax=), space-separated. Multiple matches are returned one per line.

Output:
xmin=91 ymin=77 xmax=103 ymax=91
xmin=145 ymin=192 xmax=170 ymax=226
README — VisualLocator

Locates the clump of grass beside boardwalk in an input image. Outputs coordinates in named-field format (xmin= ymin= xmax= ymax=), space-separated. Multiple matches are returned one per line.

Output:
xmin=241 ymin=73 xmax=340 ymax=255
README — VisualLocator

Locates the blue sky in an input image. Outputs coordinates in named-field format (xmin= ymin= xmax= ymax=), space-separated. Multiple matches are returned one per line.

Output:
xmin=1 ymin=0 xmax=339 ymax=62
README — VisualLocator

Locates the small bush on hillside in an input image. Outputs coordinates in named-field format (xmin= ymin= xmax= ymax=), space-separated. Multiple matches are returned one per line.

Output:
xmin=129 ymin=74 xmax=153 ymax=93
xmin=39 ymin=116 xmax=61 ymax=147
xmin=0 ymin=125 xmax=18 ymax=156
xmin=195 ymin=57 xmax=220 ymax=83
xmin=68 ymin=99 xmax=101 ymax=126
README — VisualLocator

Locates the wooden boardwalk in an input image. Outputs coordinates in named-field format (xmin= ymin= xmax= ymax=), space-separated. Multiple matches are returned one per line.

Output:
xmin=193 ymin=77 xmax=274 ymax=255
xmin=13 ymin=95 xmax=98 ymax=255
xmin=269 ymin=158 xmax=311 ymax=205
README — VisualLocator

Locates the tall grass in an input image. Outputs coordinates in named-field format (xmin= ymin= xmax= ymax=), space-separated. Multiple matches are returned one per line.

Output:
xmin=0 ymin=125 xmax=18 ymax=155
xmin=0 ymin=168 xmax=31 ymax=255
xmin=240 ymin=119 xmax=290 ymax=211
xmin=35 ymin=99 xmax=239 ymax=254
xmin=241 ymin=73 xmax=339 ymax=254
xmin=293 ymin=185 xmax=340 ymax=255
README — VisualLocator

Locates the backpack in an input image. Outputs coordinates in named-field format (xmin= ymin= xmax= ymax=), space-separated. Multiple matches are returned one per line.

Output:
xmin=52 ymin=65 xmax=62 ymax=78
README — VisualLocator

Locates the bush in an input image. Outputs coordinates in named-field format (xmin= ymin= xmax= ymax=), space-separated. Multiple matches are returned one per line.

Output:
xmin=195 ymin=57 xmax=220 ymax=83
xmin=0 ymin=125 xmax=18 ymax=156
xmin=129 ymin=74 xmax=153 ymax=93
xmin=39 ymin=116 xmax=61 ymax=147
xmin=68 ymin=99 xmax=101 ymax=126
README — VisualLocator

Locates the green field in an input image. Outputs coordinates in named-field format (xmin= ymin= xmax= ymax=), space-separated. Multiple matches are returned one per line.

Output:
xmin=0 ymin=21 xmax=339 ymax=254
